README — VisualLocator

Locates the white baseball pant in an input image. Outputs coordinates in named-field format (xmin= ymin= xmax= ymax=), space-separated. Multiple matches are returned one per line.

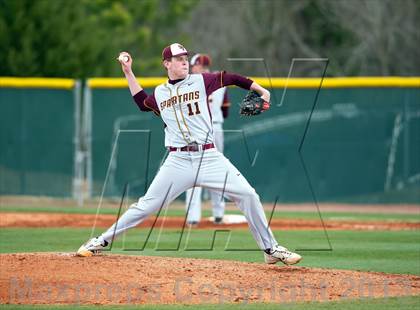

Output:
xmin=100 ymin=148 xmax=277 ymax=251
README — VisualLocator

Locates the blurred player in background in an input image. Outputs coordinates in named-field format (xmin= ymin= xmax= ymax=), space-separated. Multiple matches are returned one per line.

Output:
xmin=185 ymin=54 xmax=230 ymax=226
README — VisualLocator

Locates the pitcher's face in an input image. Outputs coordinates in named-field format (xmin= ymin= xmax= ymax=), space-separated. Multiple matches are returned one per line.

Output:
xmin=165 ymin=55 xmax=189 ymax=79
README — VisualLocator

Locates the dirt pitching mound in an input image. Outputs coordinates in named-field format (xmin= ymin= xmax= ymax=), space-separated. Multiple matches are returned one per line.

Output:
xmin=1 ymin=212 xmax=419 ymax=231
xmin=1 ymin=253 xmax=419 ymax=305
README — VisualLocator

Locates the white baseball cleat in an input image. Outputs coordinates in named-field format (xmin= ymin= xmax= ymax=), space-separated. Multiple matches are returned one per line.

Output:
xmin=264 ymin=245 xmax=302 ymax=265
xmin=76 ymin=236 xmax=108 ymax=257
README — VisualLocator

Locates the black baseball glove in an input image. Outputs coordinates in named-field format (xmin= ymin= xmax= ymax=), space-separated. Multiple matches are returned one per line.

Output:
xmin=239 ymin=90 xmax=270 ymax=116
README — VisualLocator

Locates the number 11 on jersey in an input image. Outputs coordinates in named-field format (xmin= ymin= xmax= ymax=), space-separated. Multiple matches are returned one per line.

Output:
xmin=187 ymin=102 xmax=201 ymax=116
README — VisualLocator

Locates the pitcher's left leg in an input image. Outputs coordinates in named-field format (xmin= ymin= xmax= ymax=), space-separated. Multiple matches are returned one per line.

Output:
xmin=197 ymin=151 xmax=276 ymax=250
xmin=198 ymin=150 xmax=302 ymax=265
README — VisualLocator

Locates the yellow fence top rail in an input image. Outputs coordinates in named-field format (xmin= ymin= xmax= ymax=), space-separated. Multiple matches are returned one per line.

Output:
xmin=88 ymin=76 xmax=420 ymax=89
xmin=1 ymin=77 xmax=418 ymax=89
xmin=253 ymin=77 xmax=420 ymax=88
xmin=0 ymin=77 xmax=76 ymax=89
xmin=88 ymin=77 xmax=167 ymax=88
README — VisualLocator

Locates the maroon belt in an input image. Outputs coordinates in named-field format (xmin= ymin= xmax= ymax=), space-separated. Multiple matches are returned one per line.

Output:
xmin=169 ymin=143 xmax=215 ymax=152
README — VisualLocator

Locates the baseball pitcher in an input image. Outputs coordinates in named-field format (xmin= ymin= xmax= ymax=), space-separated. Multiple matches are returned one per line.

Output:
xmin=77 ymin=43 xmax=302 ymax=266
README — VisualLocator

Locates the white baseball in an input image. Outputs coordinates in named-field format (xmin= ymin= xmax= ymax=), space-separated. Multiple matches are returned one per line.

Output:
xmin=118 ymin=55 xmax=129 ymax=63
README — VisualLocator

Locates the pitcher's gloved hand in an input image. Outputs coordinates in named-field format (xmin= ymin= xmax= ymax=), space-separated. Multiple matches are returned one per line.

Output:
xmin=239 ymin=90 xmax=270 ymax=116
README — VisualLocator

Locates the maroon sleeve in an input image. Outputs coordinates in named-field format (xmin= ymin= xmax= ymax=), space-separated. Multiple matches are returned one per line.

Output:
xmin=133 ymin=90 xmax=160 ymax=115
xmin=221 ymin=89 xmax=230 ymax=119
xmin=202 ymin=71 xmax=253 ymax=96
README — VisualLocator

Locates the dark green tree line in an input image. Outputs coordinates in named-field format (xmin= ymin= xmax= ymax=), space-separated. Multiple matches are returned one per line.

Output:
xmin=0 ymin=0 xmax=196 ymax=78
xmin=1 ymin=0 xmax=419 ymax=78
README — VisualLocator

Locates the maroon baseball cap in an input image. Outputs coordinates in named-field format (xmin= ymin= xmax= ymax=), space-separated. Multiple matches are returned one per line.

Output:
xmin=162 ymin=43 xmax=189 ymax=60
xmin=190 ymin=54 xmax=212 ymax=66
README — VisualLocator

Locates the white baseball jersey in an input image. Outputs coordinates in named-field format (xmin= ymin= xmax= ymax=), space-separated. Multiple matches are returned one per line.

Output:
xmin=134 ymin=71 xmax=250 ymax=147
xmin=208 ymin=87 xmax=226 ymax=124
xmin=154 ymin=74 xmax=214 ymax=147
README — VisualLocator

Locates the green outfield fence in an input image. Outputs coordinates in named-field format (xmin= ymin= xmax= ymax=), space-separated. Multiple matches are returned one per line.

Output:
xmin=0 ymin=78 xmax=81 ymax=198
xmin=1 ymin=77 xmax=419 ymax=205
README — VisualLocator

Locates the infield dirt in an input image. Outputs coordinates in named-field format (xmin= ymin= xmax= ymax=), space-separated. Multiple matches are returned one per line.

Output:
xmin=1 ymin=253 xmax=419 ymax=305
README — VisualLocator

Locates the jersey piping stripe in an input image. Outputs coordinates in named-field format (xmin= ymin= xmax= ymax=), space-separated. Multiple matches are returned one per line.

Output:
xmin=143 ymin=99 xmax=160 ymax=116
xmin=176 ymin=78 xmax=193 ymax=139
xmin=164 ymin=84 xmax=190 ymax=145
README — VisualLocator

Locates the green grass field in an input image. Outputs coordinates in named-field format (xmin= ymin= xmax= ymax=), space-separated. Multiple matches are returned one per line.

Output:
xmin=1 ymin=207 xmax=419 ymax=309
xmin=1 ymin=204 xmax=419 ymax=222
